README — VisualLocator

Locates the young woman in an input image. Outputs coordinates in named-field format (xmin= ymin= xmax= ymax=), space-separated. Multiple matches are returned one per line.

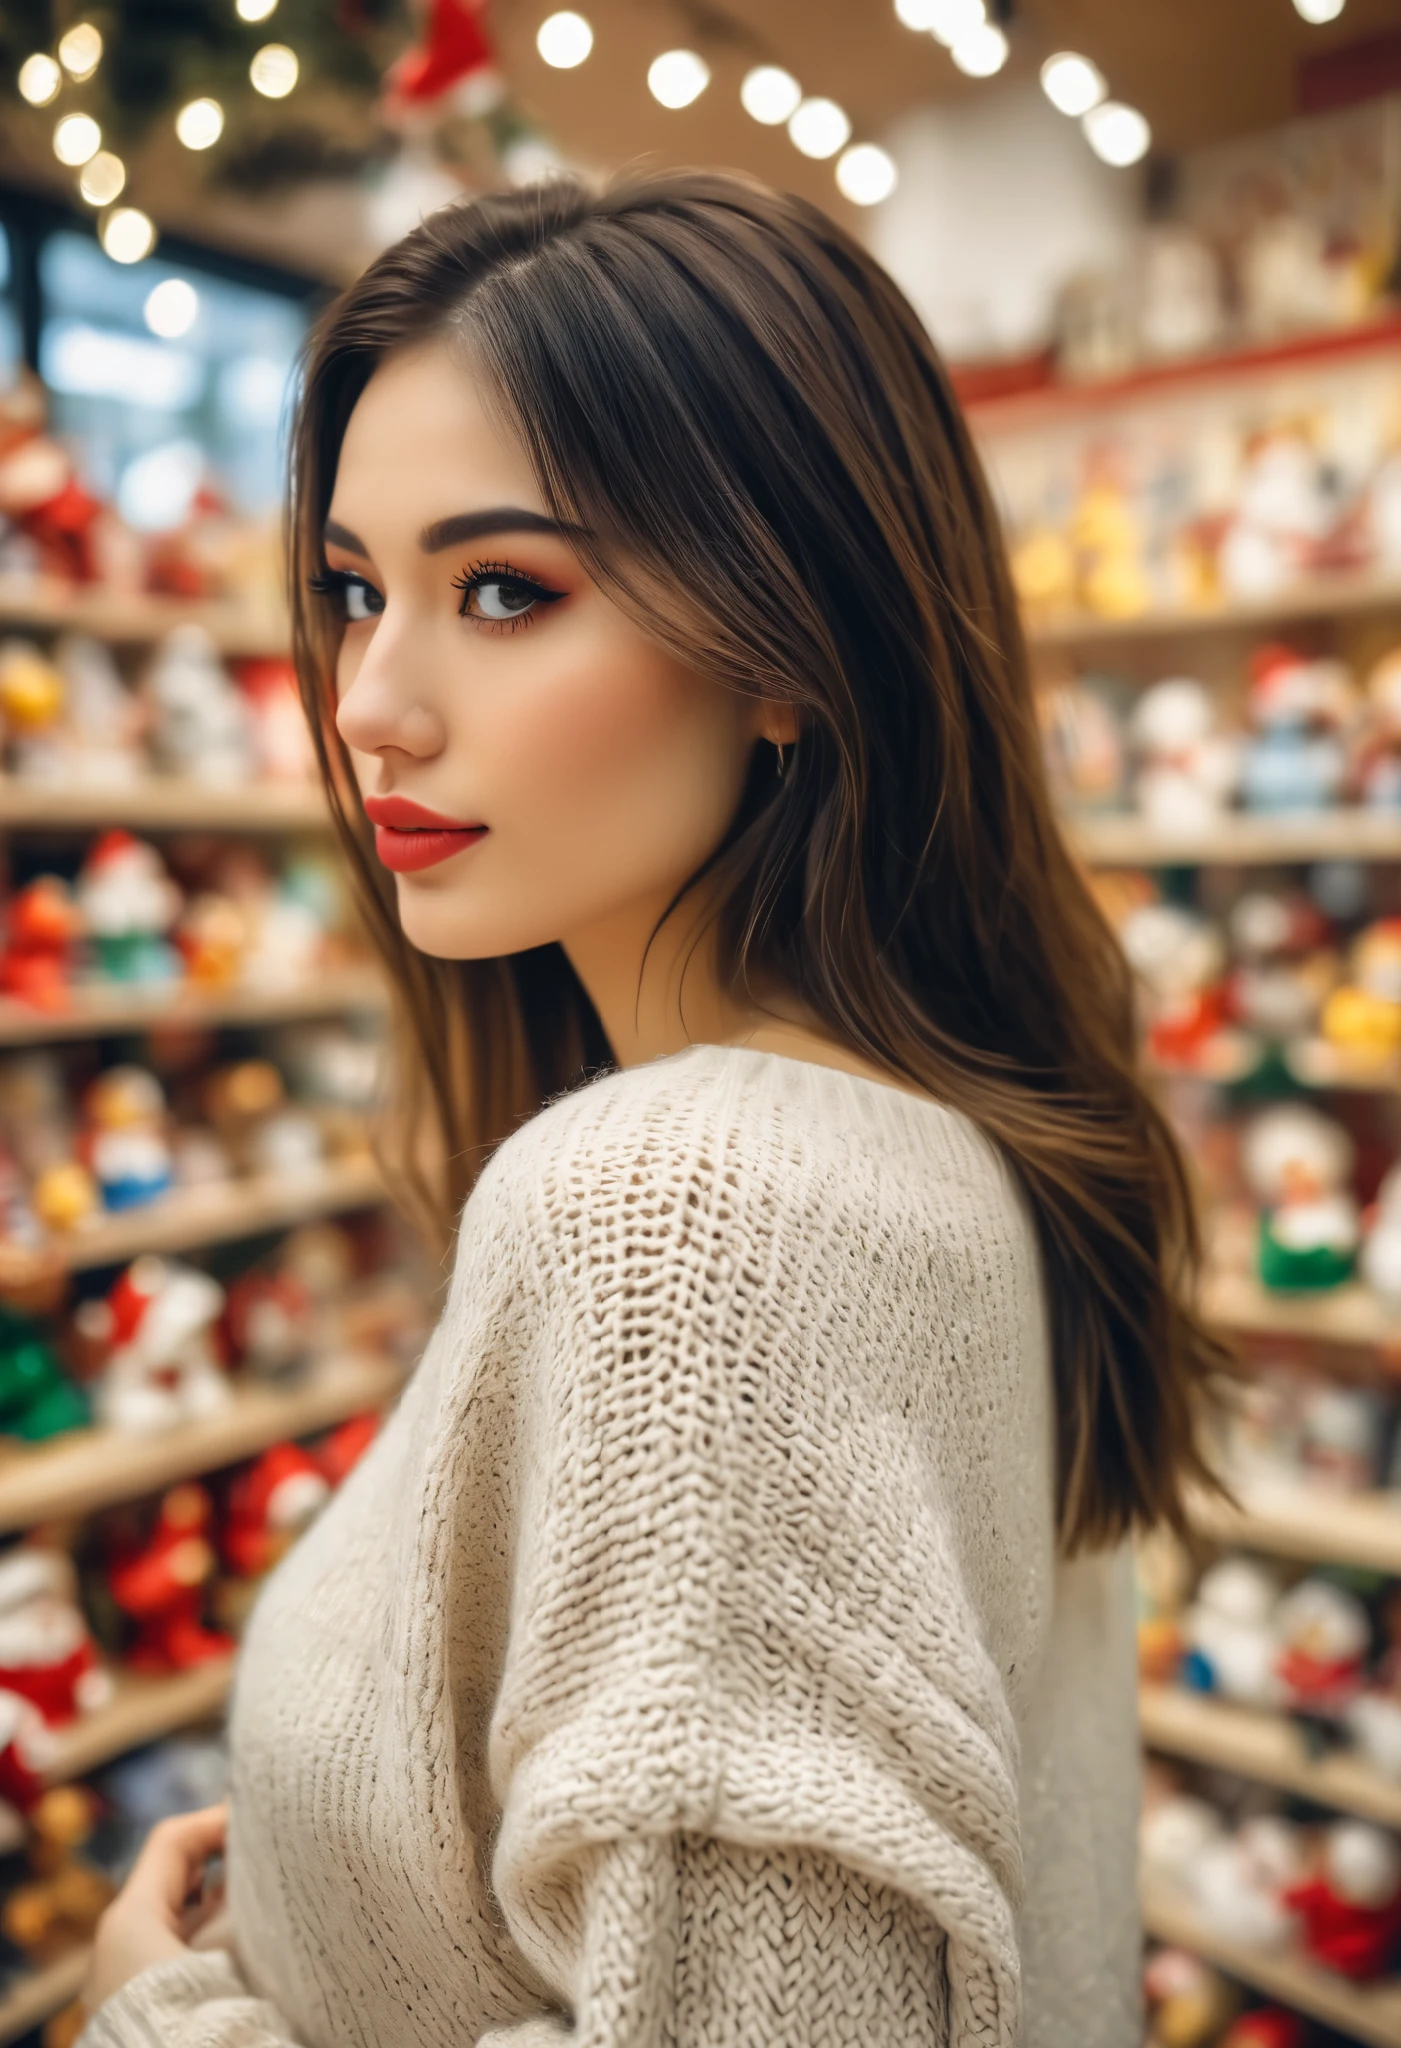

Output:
xmin=79 ymin=171 xmax=1228 ymax=2048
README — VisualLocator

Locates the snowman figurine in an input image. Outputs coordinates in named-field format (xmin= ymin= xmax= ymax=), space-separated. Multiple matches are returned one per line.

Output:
xmin=1241 ymin=646 xmax=1355 ymax=814
xmin=78 ymin=1256 xmax=231 ymax=1435
xmin=1127 ymin=677 xmax=1239 ymax=832
xmin=1180 ymin=1556 xmax=1284 ymax=1706
xmin=1273 ymin=1576 xmax=1370 ymax=1726
xmin=1241 ymin=1104 xmax=1360 ymax=1291
xmin=143 ymin=624 xmax=253 ymax=787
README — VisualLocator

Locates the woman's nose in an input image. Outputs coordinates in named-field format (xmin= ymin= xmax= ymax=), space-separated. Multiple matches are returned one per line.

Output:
xmin=335 ymin=635 xmax=448 ymax=760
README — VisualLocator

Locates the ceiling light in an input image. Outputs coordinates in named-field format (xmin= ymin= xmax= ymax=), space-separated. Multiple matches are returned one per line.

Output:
xmin=835 ymin=143 xmax=898 ymax=206
xmin=17 ymin=54 xmax=61 ymax=106
xmin=647 ymin=49 xmax=709 ymax=108
xmin=57 ymin=22 xmax=102 ymax=79
xmin=951 ymin=23 xmax=1008 ymax=76
xmin=236 ymin=0 xmax=278 ymax=19
xmin=250 ymin=42 xmax=298 ymax=96
xmin=101 ymin=207 xmax=157 ymax=264
xmin=928 ymin=0 xmax=986 ymax=47
xmin=893 ymin=0 xmax=940 ymax=26
xmin=537 ymin=11 xmax=593 ymax=67
xmin=788 ymin=96 xmax=851 ymax=159
xmin=1040 ymin=52 xmax=1106 ymax=116
xmin=176 ymin=98 xmax=225 ymax=149
xmin=1293 ymin=0 xmax=1344 ymax=18
xmin=1082 ymin=100 xmax=1151 ymax=166
xmin=53 ymin=113 xmax=101 ymax=166
xmin=144 ymin=277 xmax=200 ymax=339
xmin=740 ymin=64 xmax=802 ymax=125
xmin=78 ymin=151 xmax=126 ymax=205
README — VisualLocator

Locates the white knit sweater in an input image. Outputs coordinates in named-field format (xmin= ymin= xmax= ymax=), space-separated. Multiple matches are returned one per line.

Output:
xmin=79 ymin=1044 xmax=1142 ymax=2048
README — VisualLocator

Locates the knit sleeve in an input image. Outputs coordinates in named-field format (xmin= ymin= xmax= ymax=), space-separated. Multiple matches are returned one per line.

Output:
xmin=480 ymin=1099 xmax=1026 ymax=2048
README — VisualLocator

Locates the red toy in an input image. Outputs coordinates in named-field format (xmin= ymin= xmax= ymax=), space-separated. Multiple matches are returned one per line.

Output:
xmin=223 ymin=1269 xmax=314 ymax=1381
xmin=0 ymin=1549 xmax=111 ymax=1726
xmin=1284 ymin=1821 xmax=1401 ymax=1979
xmin=0 ymin=1689 xmax=52 ymax=1851
xmin=316 ymin=1411 xmax=381 ymax=1489
xmin=222 ymin=1444 xmax=329 ymax=1581
xmin=0 ymin=371 xmax=103 ymax=583
xmin=1220 ymin=2009 xmax=1306 ymax=2048
xmin=0 ymin=879 xmax=80 ymax=1011
xmin=107 ymin=1483 xmax=235 ymax=1674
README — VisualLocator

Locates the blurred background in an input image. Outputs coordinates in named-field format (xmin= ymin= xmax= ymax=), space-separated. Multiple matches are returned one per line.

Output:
xmin=9 ymin=5 xmax=1401 ymax=2047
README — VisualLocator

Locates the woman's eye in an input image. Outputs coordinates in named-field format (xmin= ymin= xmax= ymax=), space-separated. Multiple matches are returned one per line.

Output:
xmin=463 ymin=578 xmax=542 ymax=622
xmin=343 ymin=577 xmax=383 ymax=622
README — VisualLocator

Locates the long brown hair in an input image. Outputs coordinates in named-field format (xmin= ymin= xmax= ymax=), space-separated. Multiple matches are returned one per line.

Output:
xmin=288 ymin=168 xmax=1230 ymax=1554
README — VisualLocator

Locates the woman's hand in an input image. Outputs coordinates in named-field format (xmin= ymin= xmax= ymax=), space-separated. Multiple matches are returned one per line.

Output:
xmin=83 ymin=1805 xmax=228 ymax=2015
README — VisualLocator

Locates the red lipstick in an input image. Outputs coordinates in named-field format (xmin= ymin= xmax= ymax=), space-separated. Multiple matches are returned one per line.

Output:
xmin=363 ymin=794 xmax=487 ymax=874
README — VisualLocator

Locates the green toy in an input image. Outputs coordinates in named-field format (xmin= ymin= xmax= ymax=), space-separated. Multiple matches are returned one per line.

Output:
xmin=0 ymin=1309 xmax=89 ymax=1441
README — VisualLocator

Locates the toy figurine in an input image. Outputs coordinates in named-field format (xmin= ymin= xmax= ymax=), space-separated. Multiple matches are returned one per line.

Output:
xmin=175 ymin=891 xmax=248 ymax=989
xmin=75 ymin=830 xmax=181 ymax=985
xmin=1320 ymin=920 xmax=1401 ymax=1065
xmin=107 ymin=1482 xmax=236 ymax=1673
xmin=0 ymin=879 xmax=81 ymax=1012
xmin=81 ymin=1066 xmax=173 ymax=1212
xmin=1119 ymin=902 xmax=1230 ymax=1069
xmin=51 ymin=633 xmax=145 ymax=789
xmin=202 ymin=1058 xmax=322 ymax=1176
xmin=1140 ymin=1792 xmax=1226 ymax=1891
xmin=1284 ymin=1821 xmax=1401 ymax=1979
xmin=0 ymin=1784 xmax=115 ymax=1964
xmin=1218 ymin=2011 xmax=1305 ymax=2048
xmin=222 ymin=1444 xmax=330 ymax=1581
xmin=1221 ymin=1367 xmax=1303 ymax=1491
xmin=1273 ymin=1575 xmax=1370 ymax=1723
xmin=30 ymin=1159 xmax=99 ymax=1236
xmin=1219 ymin=425 xmax=1332 ymax=602
xmin=234 ymin=655 xmax=315 ymax=783
xmin=0 ymin=1549 xmax=111 ymax=1725
xmin=143 ymin=624 xmax=254 ymax=786
xmin=1240 ymin=645 xmax=1355 ymax=814
xmin=1127 ymin=678 xmax=1239 ymax=831
xmin=1226 ymin=889 xmax=1337 ymax=1045
xmin=1180 ymin=1556 xmax=1284 ymax=1706
xmin=0 ymin=1688 xmax=52 ymax=1852
xmin=1191 ymin=1814 xmax=1306 ymax=1950
xmin=0 ymin=639 xmax=65 ymax=781
xmin=78 ymin=1256 xmax=229 ymax=1436
xmin=0 ymin=1308 xmax=88 ymax=1442
xmin=1298 ymin=1384 xmax=1386 ymax=1494
xmin=1141 ymin=1946 xmax=1239 ymax=2048
xmin=0 ymin=368 xmax=103 ymax=583
xmin=223 ymin=1268 xmax=315 ymax=1382
xmin=1241 ymin=1104 xmax=1360 ymax=1291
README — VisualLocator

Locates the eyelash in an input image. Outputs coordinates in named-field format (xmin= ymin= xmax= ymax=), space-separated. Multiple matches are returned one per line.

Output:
xmin=305 ymin=562 xmax=563 ymax=633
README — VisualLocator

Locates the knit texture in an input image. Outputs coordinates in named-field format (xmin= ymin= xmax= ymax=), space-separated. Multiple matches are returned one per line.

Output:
xmin=79 ymin=1043 xmax=1142 ymax=2048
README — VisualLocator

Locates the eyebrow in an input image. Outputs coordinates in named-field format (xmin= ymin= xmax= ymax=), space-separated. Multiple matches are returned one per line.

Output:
xmin=321 ymin=508 xmax=579 ymax=558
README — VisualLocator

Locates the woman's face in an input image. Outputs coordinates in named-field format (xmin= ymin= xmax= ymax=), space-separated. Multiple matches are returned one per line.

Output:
xmin=324 ymin=338 xmax=770 ymax=962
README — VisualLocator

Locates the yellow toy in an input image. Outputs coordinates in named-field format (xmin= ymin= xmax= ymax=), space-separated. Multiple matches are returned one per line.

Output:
xmin=1321 ymin=919 xmax=1401 ymax=1061
xmin=30 ymin=1161 xmax=99 ymax=1235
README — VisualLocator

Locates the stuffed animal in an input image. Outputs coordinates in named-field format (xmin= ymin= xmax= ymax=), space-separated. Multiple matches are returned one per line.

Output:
xmin=1128 ymin=678 xmax=1239 ymax=831
xmin=223 ymin=1268 xmax=315 ymax=1381
xmin=1240 ymin=645 xmax=1355 ymax=813
xmin=75 ymin=830 xmax=181 ymax=985
xmin=221 ymin=1443 xmax=330 ymax=1582
xmin=0 ymin=1688 xmax=54 ymax=1852
xmin=78 ymin=1257 xmax=229 ymax=1435
xmin=1191 ymin=1813 xmax=1306 ymax=1949
xmin=1298 ymin=1383 xmax=1385 ymax=1494
xmin=1273 ymin=1576 xmax=1370 ymax=1722
xmin=107 ymin=1483 xmax=236 ymax=1673
xmin=1180 ymin=1557 xmax=1284 ymax=1706
xmin=1119 ymin=902 xmax=1230 ymax=1068
xmin=0 ymin=879 xmax=82 ymax=1012
xmin=1321 ymin=919 xmax=1401 ymax=1064
xmin=1284 ymin=1820 xmax=1401 ymax=1978
xmin=0 ymin=1549 xmax=111 ymax=1726
xmin=1241 ymin=1104 xmax=1359 ymax=1291
xmin=0 ymin=639 xmax=65 ymax=781
xmin=143 ymin=624 xmax=253 ymax=787
xmin=1226 ymin=889 xmax=1337 ymax=1045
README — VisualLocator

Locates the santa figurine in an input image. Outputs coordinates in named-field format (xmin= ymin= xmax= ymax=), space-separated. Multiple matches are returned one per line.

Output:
xmin=1241 ymin=1104 xmax=1360 ymax=1292
xmin=0 ymin=877 xmax=81 ymax=1011
xmin=222 ymin=1443 xmax=330 ymax=1581
xmin=107 ymin=1482 xmax=236 ymax=1673
xmin=0 ymin=1548 xmax=112 ymax=1726
xmin=76 ymin=830 xmax=181 ymax=985
xmin=78 ymin=1255 xmax=230 ymax=1435
xmin=1284 ymin=1821 xmax=1401 ymax=1979
xmin=1273 ymin=1575 xmax=1370 ymax=1727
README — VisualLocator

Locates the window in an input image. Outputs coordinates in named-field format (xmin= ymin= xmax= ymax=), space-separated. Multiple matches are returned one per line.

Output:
xmin=0 ymin=224 xmax=22 ymax=384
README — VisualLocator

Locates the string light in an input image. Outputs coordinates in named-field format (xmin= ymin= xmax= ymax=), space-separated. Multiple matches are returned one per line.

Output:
xmin=835 ymin=143 xmax=897 ymax=206
xmin=53 ymin=113 xmax=101 ymax=167
xmin=647 ymin=50 xmax=709 ymax=108
xmin=236 ymin=0 xmax=278 ymax=19
xmin=144 ymin=278 xmax=200 ymax=339
xmin=79 ymin=151 xmax=126 ymax=205
xmin=950 ymin=23 xmax=1008 ymax=75
xmin=1082 ymin=100 xmax=1150 ymax=166
xmin=740 ymin=65 xmax=801 ymax=125
xmin=100 ymin=207 xmax=157 ymax=264
xmin=176 ymin=97 xmax=225 ymax=149
xmin=250 ymin=43 xmax=298 ymax=97
xmin=17 ymin=54 xmax=61 ymax=105
xmin=788 ymin=97 xmax=851 ymax=159
xmin=57 ymin=22 xmax=102 ymax=79
xmin=1293 ymin=0 xmax=1344 ymax=18
xmin=1040 ymin=52 xmax=1106 ymax=116
xmin=537 ymin=12 xmax=593 ymax=67
xmin=927 ymin=0 xmax=986 ymax=46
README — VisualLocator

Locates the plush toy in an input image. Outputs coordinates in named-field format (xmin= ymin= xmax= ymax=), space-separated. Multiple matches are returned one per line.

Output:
xmin=1119 ymin=902 xmax=1230 ymax=1068
xmin=1241 ymin=1104 xmax=1359 ymax=1291
xmin=1191 ymin=1814 xmax=1307 ymax=1949
xmin=1240 ymin=645 xmax=1355 ymax=813
xmin=1218 ymin=2006 xmax=1305 ymax=2048
xmin=0 ymin=1688 xmax=52 ymax=1852
xmin=0 ymin=368 xmax=104 ymax=583
xmin=221 ymin=1443 xmax=330 ymax=1581
xmin=1273 ymin=1576 xmax=1370 ymax=1722
xmin=52 ymin=634 xmax=145 ymax=789
xmin=1221 ymin=1368 xmax=1304 ymax=1492
xmin=1219 ymin=426 xmax=1333 ymax=602
xmin=223 ymin=1268 xmax=315 ymax=1381
xmin=78 ymin=1256 xmax=229 ymax=1435
xmin=81 ymin=1066 xmax=173 ymax=1212
xmin=1320 ymin=920 xmax=1401 ymax=1064
xmin=0 ymin=1549 xmax=111 ymax=1726
xmin=75 ymin=830 xmax=181 ymax=984
xmin=30 ymin=1159 xmax=100 ymax=1237
xmin=107 ymin=1483 xmax=236 ymax=1673
xmin=1140 ymin=1792 xmax=1225 ymax=1890
xmin=1180 ymin=1556 xmax=1284 ymax=1706
xmin=1128 ymin=678 xmax=1239 ymax=831
xmin=0 ymin=639 xmax=65 ymax=781
xmin=1298 ymin=1383 xmax=1385 ymax=1493
xmin=1284 ymin=1821 xmax=1401 ymax=1978
xmin=0 ymin=1308 xmax=88 ymax=1442
xmin=143 ymin=624 xmax=253 ymax=786
xmin=1072 ymin=473 xmax=1152 ymax=619
xmin=175 ymin=892 xmax=248 ymax=989
xmin=0 ymin=879 xmax=81 ymax=1011
xmin=1226 ymin=889 xmax=1337 ymax=1044
xmin=202 ymin=1058 xmax=321 ymax=1177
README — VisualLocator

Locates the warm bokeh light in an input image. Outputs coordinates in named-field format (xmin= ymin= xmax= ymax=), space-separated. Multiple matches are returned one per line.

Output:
xmin=893 ymin=0 xmax=940 ymax=27
xmin=740 ymin=65 xmax=802 ymax=126
xmin=53 ymin=113 xmax=101 ymax=167
xmin=536 ymin=11 xmax=593 ymax=68
xmin=788 ymin=96 xmax=851 ymax=160
xmin=647 ymin=49 xmax=709 ymax=109
xmin=236 ymin=0 xmax=279 ymax=19
xmin=17 ymin=53 xmax=61 ymax=106
xmin=927 ymin=0 xmax=986 ymax=47
xmin=950 ymin=23 xmax=1008 ymax=76
xmin=835 ymin=143 xmax=898 ymax=206
xmin=1082 ymin=100 xmax=1151 ymax=166
xmin=57 ymin=22 xmax=102 ymax=79
xmin=175 ymin=97 xmax=225 ymax=149
xmin=250 ymin=43 xmax=298 ymax=97
xmin=78 ymin=151 xmax=126 ymax=205
xmin=101 ymin=207 xmax=157 ymax=264
xmin=144 ymin=278 xmax=201 ymax=338
xmin=1040 ymin=52 xmax=1106 ymax=117
xmin=1293 ymin=0 xmax=1345 ymax=19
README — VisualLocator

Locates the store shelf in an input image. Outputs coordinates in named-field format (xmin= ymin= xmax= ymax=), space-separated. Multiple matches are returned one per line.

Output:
xmin=0 ymin=965 xmax=386 ymax=1046
xmin=0 ymin=1347 xmax=403 ymax=1532
xmin=1140 ymin=1683 xmax=1401 ymax=1829
xmin=1203 ymin=1270 xmax=1401 ymax=1350
xmin=0 ymin=776 xmax=329 ymax=833
xmin=1141 ymin=1878 xmax=1401 ymax=2048
xmin=1027 ymin=573 xmax=1401 ymax=651
xmin=0 ymin=1944 xmax=89 ymax=2047
xmin=0 ymin=575 xmax=288 ymax=656
xmin=55 ymin=1154 xmax=383 ymax=1274
xmin=44 ymin=1660 xmax=233 ymax=1786
xmin=1069 ymin=808 xmax=1401 ymax=868
xmin=1188 ymin=1481 xmax=1401 ymax=1575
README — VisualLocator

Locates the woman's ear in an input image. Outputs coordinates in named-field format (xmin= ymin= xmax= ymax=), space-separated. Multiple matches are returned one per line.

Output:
xmin=756 ymin=704 xmax=801 ymax=750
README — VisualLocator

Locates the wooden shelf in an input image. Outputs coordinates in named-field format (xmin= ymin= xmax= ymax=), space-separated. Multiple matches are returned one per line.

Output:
xmin=1069 ymin=809 xmax=1401 ymax=868
xmin=44 ymin=1660 xmax=233 ymax=1787
xmin=1203 ymin=1269 xmax=1401 ymax=1350
xmin=1140 ymin=1683 xmax=1401 ymax=1829
xmin=0 ymin=575 xmax=287 ymax=656
xmin=1142 ymin=1878 xmax=1401 ymax=2048
xmin=0 ymin=1944 xmax=89 ymax=2047
xmin=0 ymin=965 xmax=386 ymax=1046
xmin=0 ymin=1347 xmax=403 ymax=1532
xmin=0 ymin=776 xmax=328 ymax=833
xmin=1189 ymin=1481 xmax=1401 ymax=1576
xmin=54 ymin=1154 xmax=383 ymax=1274
xmin=1027 ymin=573 xmax=1401 ymax=652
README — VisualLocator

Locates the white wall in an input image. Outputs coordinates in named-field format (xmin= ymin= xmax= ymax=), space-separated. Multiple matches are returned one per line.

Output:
xmin=868 ymin=79 xmax=1144 ymax=361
